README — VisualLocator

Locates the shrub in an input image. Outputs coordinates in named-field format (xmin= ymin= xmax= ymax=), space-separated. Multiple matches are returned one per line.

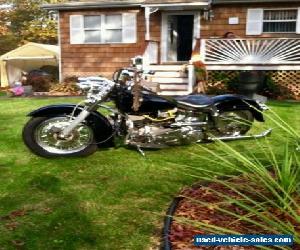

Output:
xmin=168 ymin=110 xmax=300 ymax=248
xmin=205 ymin=81 xmax=227 ymax=95
xmin=26 ymin=75 xmax=53 ymax=92
xmin=258 ymin=75 xmax=294 ymax=100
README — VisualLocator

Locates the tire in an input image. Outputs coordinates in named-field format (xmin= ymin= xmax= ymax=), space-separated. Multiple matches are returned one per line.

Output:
xmin=214 ymin=110 xmax=254 ymax=137
xmin=23 ymin=116 xmax=98 ymax=158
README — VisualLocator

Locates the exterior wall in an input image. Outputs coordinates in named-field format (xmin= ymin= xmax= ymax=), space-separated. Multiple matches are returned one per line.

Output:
xmin=59 ymin=8 xmax=161 ymax=79
xmin=59 ymin=2 xmax=300 ymax=80
xmin=202 ymin=3 xmax=300 ymax=38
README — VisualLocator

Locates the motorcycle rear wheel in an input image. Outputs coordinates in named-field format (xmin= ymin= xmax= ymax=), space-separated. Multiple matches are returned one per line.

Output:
xmin=23 ymin=116 xmax=98 ymax=158
xmin=214 ymin=110 xmax=254 ymax=137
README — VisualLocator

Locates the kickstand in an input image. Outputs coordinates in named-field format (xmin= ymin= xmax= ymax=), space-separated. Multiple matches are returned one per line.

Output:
xmin=136 ymin=145 xmax=146 ymax=157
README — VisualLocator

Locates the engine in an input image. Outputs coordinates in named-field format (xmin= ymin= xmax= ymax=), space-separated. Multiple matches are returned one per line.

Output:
xmin=126 ymin=110 xmax=205 ymax=148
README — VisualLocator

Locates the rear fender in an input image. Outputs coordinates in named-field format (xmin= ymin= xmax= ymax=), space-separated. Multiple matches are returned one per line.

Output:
xmin=212 ymin=95 xmax=264 ymax=122
xmin=28 ymin=104 xmax=114 ymax=146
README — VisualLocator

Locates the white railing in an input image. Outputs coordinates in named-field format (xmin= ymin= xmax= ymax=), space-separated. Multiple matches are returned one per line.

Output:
xmin=201 ymin=38 xmax=300 ymax=70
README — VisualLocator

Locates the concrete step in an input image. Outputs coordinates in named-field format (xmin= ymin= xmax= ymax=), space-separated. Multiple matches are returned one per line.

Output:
xmin=159 ymin=83 xmax=188 ymax=91
xmin=145 ymin=65 xmax=185 ymax=71
xmin=153 ymin=71 xmax=186 ymax=78
xmin=151 ymin=77 xmax=189 ymax=84
xmin=159 ymin=90 xmax=190 ymax=96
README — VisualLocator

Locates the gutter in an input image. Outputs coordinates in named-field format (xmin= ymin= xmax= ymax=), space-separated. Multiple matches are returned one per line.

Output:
xmin=43 ymin=2 xmax=142 ymax=10
xmin=142 ymin=2 xmax=210 ymax=8
xmin=213 ymin=0 xmax=300 ymax=4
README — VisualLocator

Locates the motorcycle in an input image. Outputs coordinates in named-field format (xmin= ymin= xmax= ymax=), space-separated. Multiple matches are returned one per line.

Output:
xmin=22 ymin=68 xmax=271 ymax=158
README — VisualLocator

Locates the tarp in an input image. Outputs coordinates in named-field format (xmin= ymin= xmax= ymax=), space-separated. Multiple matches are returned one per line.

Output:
xmin=0 ymin=42 xmax=59 ymax=87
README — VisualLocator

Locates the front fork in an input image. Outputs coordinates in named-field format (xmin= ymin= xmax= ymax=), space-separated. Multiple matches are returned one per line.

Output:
xmin=60 ymin=103 xmax=98 ymax=138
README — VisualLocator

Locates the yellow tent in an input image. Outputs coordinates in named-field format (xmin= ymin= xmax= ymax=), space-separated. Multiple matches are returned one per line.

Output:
xmin=0 ymin=42 xmax=59 ymax=87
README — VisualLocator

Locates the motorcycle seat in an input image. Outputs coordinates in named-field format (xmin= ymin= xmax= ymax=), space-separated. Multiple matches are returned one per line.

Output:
xmin=174 ymin=95 xmax=214 ymax=108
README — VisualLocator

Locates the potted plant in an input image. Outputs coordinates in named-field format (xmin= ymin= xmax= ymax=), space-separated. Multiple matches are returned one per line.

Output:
xmin=238 ymin=71 xmax=265 ymax=97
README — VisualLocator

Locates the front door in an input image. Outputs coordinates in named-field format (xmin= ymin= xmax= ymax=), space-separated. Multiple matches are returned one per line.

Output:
xmin=167 ymin=15 xmax=194 ymax=62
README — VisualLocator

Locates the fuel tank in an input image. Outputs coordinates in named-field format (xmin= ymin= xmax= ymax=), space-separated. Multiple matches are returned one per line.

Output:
xmin=114 ymin=87 xmax=176 ymax=114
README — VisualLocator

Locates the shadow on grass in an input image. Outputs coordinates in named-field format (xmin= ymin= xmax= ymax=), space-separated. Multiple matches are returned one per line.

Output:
xmin=0 ymin=174 xmax=99 ymax=250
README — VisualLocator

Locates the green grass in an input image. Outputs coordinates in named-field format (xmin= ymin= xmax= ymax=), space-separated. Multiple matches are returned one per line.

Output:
xmin=0 ymin=97 xmax=299 ymax=250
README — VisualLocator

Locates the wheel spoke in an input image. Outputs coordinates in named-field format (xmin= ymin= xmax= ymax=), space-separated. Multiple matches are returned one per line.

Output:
xmin=35 ymin=117 xmax=93 ymax=155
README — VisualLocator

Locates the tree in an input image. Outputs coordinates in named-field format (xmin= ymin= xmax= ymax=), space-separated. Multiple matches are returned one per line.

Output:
xmin=0 ymin=0 xmax=66 ymax=55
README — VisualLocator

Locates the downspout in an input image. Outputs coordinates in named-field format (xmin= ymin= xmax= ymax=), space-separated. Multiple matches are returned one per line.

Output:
xmin=57 ymin=11 xmax=62 ymax=83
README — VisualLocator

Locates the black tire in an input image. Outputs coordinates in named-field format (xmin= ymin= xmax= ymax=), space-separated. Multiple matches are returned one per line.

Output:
xmin=215 ymin=110 xmax=254 ymax=136
xmin=22 ymin=117 xmax=98 ymax=158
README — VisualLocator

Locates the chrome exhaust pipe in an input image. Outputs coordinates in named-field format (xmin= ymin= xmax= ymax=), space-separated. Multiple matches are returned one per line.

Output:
xmin=208 ymin=128 xmax=272 ymax=142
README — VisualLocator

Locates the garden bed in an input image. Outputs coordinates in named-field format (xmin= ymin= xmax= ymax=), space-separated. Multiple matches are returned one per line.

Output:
xmin=167 ymin=175 xmax=300 ymax=249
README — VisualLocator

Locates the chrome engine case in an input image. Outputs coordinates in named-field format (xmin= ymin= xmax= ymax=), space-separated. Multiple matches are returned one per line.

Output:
xmin=126 ymin=113 xmax=204 ymax=148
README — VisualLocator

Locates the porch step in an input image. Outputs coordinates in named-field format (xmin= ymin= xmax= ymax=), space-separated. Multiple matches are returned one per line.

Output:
xmin=151 ymin=77 xmax=189 ymax=84
xmin=153 ymin=71 xmax=186 ymax=78
xmin=145 ymin=65 xmax=185 ymax=72
xmin=159 ymin=83 xmax=188 ymax=91
xmin=159 ymin=91 xmax=190 ymax=96
xmin=144 ymin=64 xmax=190 ymax=96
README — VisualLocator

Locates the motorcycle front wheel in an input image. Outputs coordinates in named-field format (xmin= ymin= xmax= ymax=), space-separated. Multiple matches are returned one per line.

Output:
xmin=23 ymin=116 xmax=98 ymax=158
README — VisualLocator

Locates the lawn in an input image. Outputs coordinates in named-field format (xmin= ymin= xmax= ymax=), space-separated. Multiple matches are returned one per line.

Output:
xmin=0 ymin=97 xmax=299 ymax=250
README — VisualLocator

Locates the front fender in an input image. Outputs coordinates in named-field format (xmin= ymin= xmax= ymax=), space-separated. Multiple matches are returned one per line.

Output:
xmin=28 ymin=104 xmax=114 ymax=145
xmin=212 ymin=95 xmax=265 ymax=122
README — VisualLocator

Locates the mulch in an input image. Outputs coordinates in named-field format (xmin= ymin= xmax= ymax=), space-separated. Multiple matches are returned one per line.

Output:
xmin=168 ymin=177 xmax=300 ymax=250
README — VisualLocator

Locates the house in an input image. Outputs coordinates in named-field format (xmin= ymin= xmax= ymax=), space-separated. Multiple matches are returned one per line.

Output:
xmin=44 ymin=0 xmax=300 ymax=96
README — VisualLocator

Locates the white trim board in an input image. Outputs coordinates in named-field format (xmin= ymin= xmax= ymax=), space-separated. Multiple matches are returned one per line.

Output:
xmin=206 ymin=65 xmax=300 ymax=70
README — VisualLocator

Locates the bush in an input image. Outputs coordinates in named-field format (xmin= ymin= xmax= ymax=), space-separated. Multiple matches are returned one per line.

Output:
xmin=206 ymin=72 xmax=239 ymax=95
xmin=26 ymin=75 xmax=53 ymax=92
xmin=258 ymin=75 xmax=294 ymax=100
xmin=207 ymin=72 xmax=297 ymax=100
xmin=168 ymin=111 xmax=300 ymax=248
xmin=205 ymin=81 xmax=227 ymax=95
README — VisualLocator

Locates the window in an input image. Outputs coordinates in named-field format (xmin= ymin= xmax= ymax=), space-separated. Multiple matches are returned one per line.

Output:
xmin=83 ymin=15 xmax=122 ymax=43
xmin=70 ymin=13 xmax=137 ymax=44
xmin=105 ymin=15 xmax=122 ymax=43
xmin=84 ymin=16 xmax=102 ymax=43
xmin=263 ymin=9 xmax=298 ymax=33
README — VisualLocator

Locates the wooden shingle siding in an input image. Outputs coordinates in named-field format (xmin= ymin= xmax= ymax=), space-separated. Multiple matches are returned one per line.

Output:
xmin=59 ymin=2 xmax=300 ymax=80
xmin=201 ymin=3 xmax=300 ymax=38
xmin=59 ymin=8 xmax=161 ymax=79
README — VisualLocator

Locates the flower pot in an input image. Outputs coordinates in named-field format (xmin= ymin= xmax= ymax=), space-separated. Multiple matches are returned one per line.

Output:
xmin=23 ymin=85 xmax=33 ymax=96
xmin=238 ymin=71 xmax=265 ymax=97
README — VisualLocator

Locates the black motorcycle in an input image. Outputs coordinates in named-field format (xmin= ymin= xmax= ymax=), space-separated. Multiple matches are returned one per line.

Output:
xmin=22 ymin=69 xmax=271 ymax=158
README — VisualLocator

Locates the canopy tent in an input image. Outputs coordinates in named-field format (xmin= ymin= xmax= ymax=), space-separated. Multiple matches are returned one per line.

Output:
xmin=0 ymin=42 xmax=59 ymax=87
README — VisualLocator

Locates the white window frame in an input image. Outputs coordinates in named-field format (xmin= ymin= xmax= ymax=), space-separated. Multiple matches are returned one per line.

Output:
xmin=104 ymin=14 xmax=123 ymax=43
xmin=83 ymin=15 xmax=103 ymax=44
xmin=262 ymin=8 xmax=298 ymax=34
xmin=70 ymin=13 xmax=137 ymax=45
xmin=83 ymin=14 xmax=123 ymax=44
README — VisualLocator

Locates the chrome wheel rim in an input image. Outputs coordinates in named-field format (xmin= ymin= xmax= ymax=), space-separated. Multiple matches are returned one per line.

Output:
xmin=218 ymin=111 xmax=252 ymax=136
xmin=35 ymin=117 xmax=93 ymax=154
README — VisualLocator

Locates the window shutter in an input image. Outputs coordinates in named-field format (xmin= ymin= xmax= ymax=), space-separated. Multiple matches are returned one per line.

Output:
xmin=122 ymin=13 xmax=137 ymax=43
xmin=70 ymin=15 xmax=84 ymax=44
xmin=297 ymin=8 xmax=300 ymax=34
xmin=246 ymin=9 xmax=263 ymax=35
